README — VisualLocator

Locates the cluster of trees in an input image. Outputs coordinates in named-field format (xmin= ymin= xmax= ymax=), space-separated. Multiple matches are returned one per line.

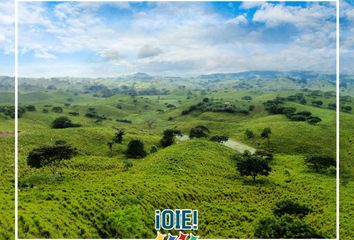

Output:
xmin=182 ymin=98 xmax=250 ymax=115
xmin=27 ymin=141 xmax=77 ymax=168
xmin=85 ymin=84 xmax=169 ymax=98
xmin=264 ymin=97 xmax=322 ymax=124
xmin=51 ymin=116 xmax=81 ymax=129
xmin=85 ymin=107 xmax=107 ymax=122
xmin=255 ymin=200 xmax=323 ymax=238
xmin=305 ymin=155 xmax=336 ymax=173
xmin=286 ymin=93 xmax=307 ymax=104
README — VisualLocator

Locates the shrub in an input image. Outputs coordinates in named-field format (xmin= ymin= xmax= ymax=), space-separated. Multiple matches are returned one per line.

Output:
xmin=311 ymin=100 xmax=323 ymax=107
xmin=242 ymin=96 xmax=252 ymax=100
xmin=273 ymin=200 xmax=311 ymax=218
xmin=296 ymin=111 xmax=312 ymax=117
xmin=123 ymin=159 xmax=133 ymax=171
xmin=328 ymin=103 xmax=336 ymax=110
xmin=51 ymin=116 xmax=81 ymax=129
xmin=68 ymin=111 xmax=79 ymax=116
xmin=27 ymin=142 xmax=77 ymax=168
xmin=245 ymin=129 xmax=255 ymax=138
xmin=341 ymin=105 xmax=352 ymax=113
xmin=289 ymin=114 xmax=307 ymax=121
xmin=209 ymin=135 xmax=229 ymax=143
xmin=189 ymin=125 xmax=210 ymax=138
xmin=126 ymin=140 xmax=147 ymax=158
xmin=42 ymin=108 xmax=49 ymax=113
xmin=305 ymin=155 xmax=336 ymax=172
xmin=254 ymin=215 xmax=324 ymax=238
xmin=105 ymin=206 xmax=148 ymax=238
xmin=307 ymin=116 xmax=322 ymax=124
xmin=236 ymin=154 xmax=272 ymax=181
xmin=150 ymin=145 xmax=158 ymax=153
xmin=52 ymin=106 xmax=63 ymax=113
xmin=255 ymin=149 xmax=273 ymax=161
xmin=116 ymin=119 xmax=132 ymax=124
xmin=160 ymin=129 xmax=182 ymax=148
xmin=25 ymin=105 xmax=36 ymax=111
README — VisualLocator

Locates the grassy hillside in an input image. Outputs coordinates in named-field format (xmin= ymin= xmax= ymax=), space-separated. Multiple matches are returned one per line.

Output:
xmin=0 ymin=92 xmax=15 ymax=240
xmin=339 ymin=94 xmax=354 ymax=239
xmin=17 ymin=87 xmax=336 ymax=238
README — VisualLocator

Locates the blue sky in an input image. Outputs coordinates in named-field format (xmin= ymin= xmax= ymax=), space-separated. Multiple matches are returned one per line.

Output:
xmin=16 ymin=1 xmax=338 ymax=77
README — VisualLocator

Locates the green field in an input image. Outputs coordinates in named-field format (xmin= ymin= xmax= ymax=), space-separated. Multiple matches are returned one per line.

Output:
xmin=15 ymin=76 xmax=338 ymax=239
xmin=0 ymin=92 xmax=14 ymax=240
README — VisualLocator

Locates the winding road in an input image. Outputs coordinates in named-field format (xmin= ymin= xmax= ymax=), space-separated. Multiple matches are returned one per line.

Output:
xmin=176 ymin=135 xmax=256 ymax=154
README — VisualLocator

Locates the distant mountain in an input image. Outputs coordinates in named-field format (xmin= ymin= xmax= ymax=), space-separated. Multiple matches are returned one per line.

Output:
xmin=0 ymin=76 xmax=14 ymax=91
xmin=198 ymin=71 xmax=336 ymax=82
xmin=130 ymin=72 xmax=153 ymax=80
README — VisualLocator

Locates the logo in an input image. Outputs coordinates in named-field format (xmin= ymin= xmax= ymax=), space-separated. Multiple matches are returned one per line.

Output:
xmin=155 ymin=209 xmax=199 ymax=240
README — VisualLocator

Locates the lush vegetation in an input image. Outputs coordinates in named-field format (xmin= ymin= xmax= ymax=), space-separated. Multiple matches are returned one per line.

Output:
xmin=12 ymin=74 xmax=338 ymax=238
xmin=0 ymin=91 xmax=14 ymax=240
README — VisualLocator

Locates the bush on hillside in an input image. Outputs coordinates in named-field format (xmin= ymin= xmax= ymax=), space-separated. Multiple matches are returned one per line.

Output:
xmin=52 ymin=106 xmax=63 ymax=113
xmin=189 ymin=125 xmax=210 ymax=139
xmin=245 ymin=129 xmax=255 ymax=138
xmin=160 ymin=129 xmax=182 ymax=148
xmin=125 ymin=140 xmax=147 ymax=158
xmin=254 ymin=215 xmax=324 ymax=238
xmin=209 ymin=135 xmax=229 ymax=143
xmin=25 ymin=105 xmax=36 ymax=111
xmin=304 ymin=155 xmax=336 ymax=172
xmin=51 ymin=116 xmax=81 ymax=129
xmin=273 ymin=200 xmax=311 ymax=218
xmin=27 ymin=142 xmax=77 ymax=168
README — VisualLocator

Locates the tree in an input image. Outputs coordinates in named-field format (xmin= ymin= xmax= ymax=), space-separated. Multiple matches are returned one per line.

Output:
xmin=27 ymin=142 xmax=77 ymax=168
xmin=189 ymin=125 xmax=210 ymax=138
xmin=160 ymin=129 xmax=182 ymax=148
xmin=236 ymin=154 xmax=272 ymax=181
xmin=305 ymin=155 xmax=335 ymax=172
xmin=209 ymin=135 xmax=229 ymax=143
xmin=51 ymin=116 xmax=81 ymax=129
xmin=261 ymin=127 xmax=272 ymax=147
xmin=113 ymin=128 xmax=125 ymax=144
xmin=126 ymin=140 xmax=147 ymax=158
xmin=254 ymin=215 xmax=324 ymax=239
xmin=245 ymin=129 xmax=254 ymax=139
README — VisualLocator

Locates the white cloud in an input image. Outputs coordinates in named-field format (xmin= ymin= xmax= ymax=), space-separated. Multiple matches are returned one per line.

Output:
xmin=0 ymin=0 xmax=14 ymax=54
xmin=18 ymin=2 xmax=336 ymax=77
xmin=138 ymin=45 xmax=163 ymax=59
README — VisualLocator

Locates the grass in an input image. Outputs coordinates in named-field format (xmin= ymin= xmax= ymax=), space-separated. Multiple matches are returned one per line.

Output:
xmin=16 ymin=88 xmax=337 ymax=238
xmin=0 ymin=92 xmax=15 ymax=240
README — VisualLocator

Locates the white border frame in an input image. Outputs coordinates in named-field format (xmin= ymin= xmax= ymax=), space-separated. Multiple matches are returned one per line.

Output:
xmin=14 ymin=0 xmax=340 ymax=239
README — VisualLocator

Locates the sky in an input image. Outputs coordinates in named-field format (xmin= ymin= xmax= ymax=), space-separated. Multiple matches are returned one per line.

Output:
xmin=0 ymin=0 xmax=14 ymax=76
xmin=341 ymin=0 xmax=354 ymax=74
xmin=16 ymin=1 xmax=338 ymax=77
